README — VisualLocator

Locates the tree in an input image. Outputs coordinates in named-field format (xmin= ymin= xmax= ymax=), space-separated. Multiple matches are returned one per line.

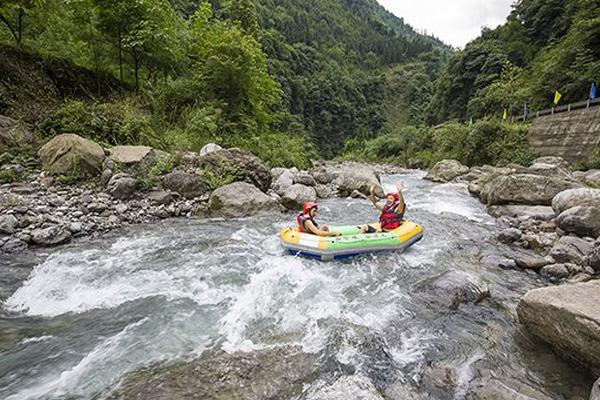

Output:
xmin=0 ymin=0 xmax=44 ymax=45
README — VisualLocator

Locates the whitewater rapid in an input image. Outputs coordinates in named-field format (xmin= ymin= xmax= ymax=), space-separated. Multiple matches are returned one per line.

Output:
xmin=0 ymin=171 xmax=591 ymax=399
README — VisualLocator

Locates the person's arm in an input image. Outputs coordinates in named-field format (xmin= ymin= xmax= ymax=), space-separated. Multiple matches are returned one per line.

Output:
xmin=305 ymin=220 xmax=341 ymax=237
xmin=369 ymin=186 xmax=384 ymax=211
xmin=396 ymin=182 xmax=406 ymax=214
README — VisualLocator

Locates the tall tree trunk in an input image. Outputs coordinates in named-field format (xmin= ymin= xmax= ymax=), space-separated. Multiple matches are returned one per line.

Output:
xmin=117 ymin=31 xmax=123 ymax=83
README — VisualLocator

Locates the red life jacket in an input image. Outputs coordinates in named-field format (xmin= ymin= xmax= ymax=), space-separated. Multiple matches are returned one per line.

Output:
xmin=379 ymin=201 xmax=404 ymax=230
xmin=296 ymin=213 xmax=319 ymax=233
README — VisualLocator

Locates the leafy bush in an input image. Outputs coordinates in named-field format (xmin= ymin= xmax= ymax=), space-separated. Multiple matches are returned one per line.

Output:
xmin=344 ymin=120 xmax=535 ymax=168
xmin=37 ymin=99 xmax=157 ymax=146
xmin=573 ymin=148 xmax=600 ymax=171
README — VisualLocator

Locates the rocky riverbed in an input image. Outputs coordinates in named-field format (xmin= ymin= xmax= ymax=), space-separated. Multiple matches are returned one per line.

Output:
xmin=2 ymin=125 xmax=600 ymax=398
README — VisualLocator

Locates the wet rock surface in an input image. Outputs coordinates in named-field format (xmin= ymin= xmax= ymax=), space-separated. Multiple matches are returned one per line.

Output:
xmin=425 ymin=160 xmax=470 ymax=183
xmin=208 ymin=181 xmax=281 ymax=217
xmin=517 ymin=280 xmax=600 ymax=375
xmin=109 ymin=346 xmax=320 ymax=400
xmin=415 ymin=270 xmax=490 ymax=310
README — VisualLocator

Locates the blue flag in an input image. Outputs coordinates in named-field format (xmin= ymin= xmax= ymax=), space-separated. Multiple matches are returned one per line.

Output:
xmin=591 ymin=82 xmax=598 ymax=100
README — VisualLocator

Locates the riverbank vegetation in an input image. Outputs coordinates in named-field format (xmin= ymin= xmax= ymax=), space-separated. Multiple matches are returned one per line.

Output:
xmin=1 ymin=0 xmax=597 ymax=169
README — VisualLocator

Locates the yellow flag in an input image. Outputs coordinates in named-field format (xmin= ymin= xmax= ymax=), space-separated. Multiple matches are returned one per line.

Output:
xmin=502 ymin=109 xmax=508 ymax=120
xmin=554 ymin=91 xmax=562 ymax=105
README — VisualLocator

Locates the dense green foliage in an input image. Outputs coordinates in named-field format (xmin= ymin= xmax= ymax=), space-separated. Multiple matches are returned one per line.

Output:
xmin=344 ymin=120 xmax=535 ymax=168
xmin=0 ymin=0 xmax=447 ymax=167
xmin=427 ymin=0 xmax=600 ymax=124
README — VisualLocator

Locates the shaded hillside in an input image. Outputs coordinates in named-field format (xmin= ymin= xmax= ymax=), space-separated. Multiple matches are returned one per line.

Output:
xmin=0 ymin=44 xmax=125 ymax=123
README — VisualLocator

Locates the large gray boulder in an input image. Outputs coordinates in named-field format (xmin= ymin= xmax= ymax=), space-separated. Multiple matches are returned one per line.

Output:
xmin=517 ymin=281 xmax=600 ymax=374
xmin=527 ymin=156 xmax=571 ymax=178
xmin=109 ymin=346 xmax=319 ymax=400
xmin=0 ymin=214 xmax=18 ymax=234
xmin=107 ymin=145 xmax=167 ymax=170
xmin=198 ymin=148 xmax=272 ymax=192
xmin=584 ymin=237 xmax=600 ymax=273
xmin=280 ymin=184 xmax=317 ymax=210
xmin=425 ymin=160 xmax=469 ymax=183
xmin=163 ymin=171 xmax=209 ymax=199
xmin=293 ymin=171 xmax=316 ymax=187
xmin=415 ymin=270 xmax=490 ymax=310
xmin=306 ymin=375 xmax=383 ymax=400
xmin=31 ymin=226 xmax=72 ymax=246
xmin=0 ymin=115 xmax=34 ymax=151
xmin=552 ymin=188 xmax=600 ymax=215
xmin=484 ymin=174 xmax=580 ymax=206
xmin=38 ymin=134 xmax=105 ymax=176
xmin=209 ymin=182 xmax=281 ymax=218
xmin=556 ymin=206 xmax=600 ymax=237
xmin=333 ymin=165 xmax=383 ymax=197
xmin=271 ymin=169 xmax=295 ymax=196
xmin=549 ymin=236 xmax=593 ymax=264
xmin=486 ymin=205 xmax=555 ymax=221
xmin=106 ymin=173 xmax=137 ymax=200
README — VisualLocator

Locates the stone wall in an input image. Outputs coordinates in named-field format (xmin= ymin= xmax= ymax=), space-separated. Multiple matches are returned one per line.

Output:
xmin=528 ymin=106 xmax=600 ymax=163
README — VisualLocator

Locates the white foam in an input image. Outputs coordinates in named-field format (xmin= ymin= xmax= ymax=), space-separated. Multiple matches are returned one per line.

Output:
xmin=19 ymin=335 xmax=54 ymax=345
xmin=4 ymin=237 xmax=235 ymax=317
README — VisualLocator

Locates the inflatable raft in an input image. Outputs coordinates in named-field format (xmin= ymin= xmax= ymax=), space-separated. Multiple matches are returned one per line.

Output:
xmin=279 ymin=220 xmax=423 ymax=261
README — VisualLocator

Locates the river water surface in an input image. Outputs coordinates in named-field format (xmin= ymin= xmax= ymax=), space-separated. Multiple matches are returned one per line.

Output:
xmin=0 ymin=171 xmax=593 ymax=399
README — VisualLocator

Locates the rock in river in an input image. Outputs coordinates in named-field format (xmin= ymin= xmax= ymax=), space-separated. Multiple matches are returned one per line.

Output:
xmin=209 ymin=181 xmax=281 ymax=218
xmin=517 ymin=280 xmax=600 ymax=375
xmin=415 ymin=270 xmax=490 ymax=310
xmin=425 ymin=160 xmax=469 ymax=183
xmin=556 ymin=206 xmax=600 ymax=238
xmin=484 ymin=174 xmax=580 ymax=206
xmin=31 ymin=225 xmax=72 ymax=246
xmin=109 ymin=346 xmax=319 ymax=400
xmin=552 ymin=188 xmax=600 ymax=215
xmin=280 ymin=184 xmax=317 ymax=210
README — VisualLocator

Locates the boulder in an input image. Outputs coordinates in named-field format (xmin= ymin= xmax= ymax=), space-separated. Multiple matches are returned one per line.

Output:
xmin=280 ymin=184 xmax=317 ymax=210
xmin=271 ymin=169 xmax=294 ymax=196
xmin=38 ymin=134 xmax=105 ymax=176
xmin=310 ymin=166 xmax=335 ymax=184
xmin=109 ymin=346 xmax=318 ymax=400
xmin=333 ymin=165 xmax=383 ymax=197
xmin=539 ymin=264 xmax=570 ymax=280
xmin=549 ymin=236 xmax=593 ymax=264
xmin=415 ymin=270 xmax=490 ymax=310
xmin=484 ymin=174 xmax=581 ymax=206
xmin=314 ymin=184 xmax=334 ymax=199
xmin=486 ymin=205 xmax=555 ymax=221
xmin=146 ymin=190 xmax=173 ymax=205
xmin=517 ymin=280 xmax=600 ymax=374
xmin=466 ymin=376 xmax=554 ymax=400
xmin=556 ymin=206 xmax=600 ymax=238
xmin=513 ymin=254 xmax=554 ymax=270
xmin=552 ymin=188 xmax=600 ymax=215
xmin=108 ymin=145 xmax=156 ymax=166
xmin=578 ymin=170 xmax=600 ymax=188
xmin=0 ymin=115 xmax=34 ymax=151
xmin=306 ymin=375 xmax=383 ymax=400
xmin=293 ymin=171 xmax=316 ymax=187
xmin=31 ymin=225 xmax=72 ymax=246
xmin=425 ymin=160 xmax=469 ymax=183
xmin=199 ymin=142 xmax=222 ymax=156
xmin=585 ymin=237 xmax=600 ymax=273
xmin=0 ymin=214 xmax=18 ymax=234
xmin=198 ymin=148 xmax=272 ymax=192
xmin=1 ymin=237 xmax=28 ymax=253
xmin=163 ymin=171 xmax=209 ymax=199
xmin=527 ymin=156 xmax=571 ymax=178
xmin=496 ymin=228 xmax=522 ymax=244
xmin=209 ymin=182 xmax=281 ymax=218
xmin=106 ymin=173 xmax=137 ymax=200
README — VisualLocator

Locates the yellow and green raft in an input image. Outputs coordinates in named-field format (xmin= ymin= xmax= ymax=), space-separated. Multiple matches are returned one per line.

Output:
xmin=279 ymin=220 xmax=423 ymax=261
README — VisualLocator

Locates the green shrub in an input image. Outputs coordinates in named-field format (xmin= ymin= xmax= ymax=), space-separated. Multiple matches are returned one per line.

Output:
xmin=37 ymin=99 xmax=158 ymax=146
xmin=573 ymin=148 xmax=600 ymax=171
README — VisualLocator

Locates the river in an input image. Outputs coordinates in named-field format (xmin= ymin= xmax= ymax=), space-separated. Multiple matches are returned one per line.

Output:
xmin=0 ymin=171 xmax=592 ymax=399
